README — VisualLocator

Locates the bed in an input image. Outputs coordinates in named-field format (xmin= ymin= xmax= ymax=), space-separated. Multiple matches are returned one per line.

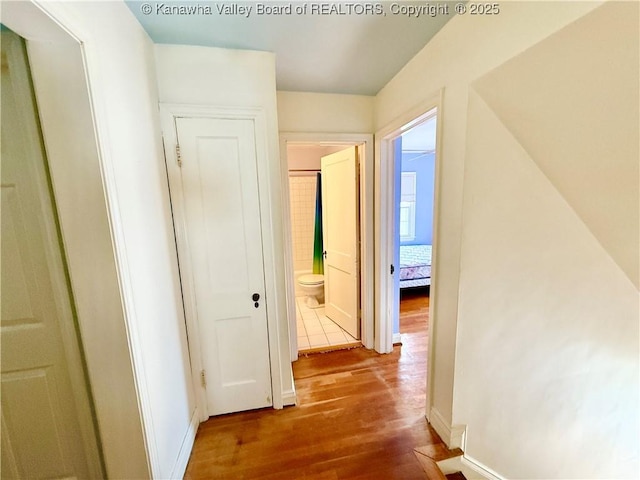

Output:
xmin=399 ymin=245 xmax=432 ymax=289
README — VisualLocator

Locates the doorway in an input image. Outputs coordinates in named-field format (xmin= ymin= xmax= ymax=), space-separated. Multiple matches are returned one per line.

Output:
xmin=279 ymin=133 xmax=374 ymax=360
xmin=2 ymin=4 xmax=156 ymax=475
xmin=286 ymin=144 xmax=362 ymax=353
xmin=392 ymin=115 xmax=437 ymax=342
xmin=1 ymin=29 xmax=103 ymax=479
xmin=376 ymin=101 xmax=442 ymax=417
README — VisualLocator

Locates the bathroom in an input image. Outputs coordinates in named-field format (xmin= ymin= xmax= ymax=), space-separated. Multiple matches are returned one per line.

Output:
xmin=287 ymin=144 xmax=361 ymax=353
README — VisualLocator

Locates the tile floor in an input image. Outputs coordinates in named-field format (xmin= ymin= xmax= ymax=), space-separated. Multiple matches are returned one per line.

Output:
xmin=295 ymin=297 xmax=360 ymax=352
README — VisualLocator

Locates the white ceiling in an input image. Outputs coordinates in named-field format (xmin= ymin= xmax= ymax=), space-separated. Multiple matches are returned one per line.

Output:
xmin=125 ymin=1 xmax=454 ymax=95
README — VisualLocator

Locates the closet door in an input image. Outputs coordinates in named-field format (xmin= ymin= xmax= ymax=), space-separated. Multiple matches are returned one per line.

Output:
xmin=175 ymin=117 xmax=272 ymax=416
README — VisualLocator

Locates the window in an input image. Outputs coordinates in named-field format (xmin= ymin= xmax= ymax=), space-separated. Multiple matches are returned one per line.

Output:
xmin=400 ymin=172 xmax=416 ymax=242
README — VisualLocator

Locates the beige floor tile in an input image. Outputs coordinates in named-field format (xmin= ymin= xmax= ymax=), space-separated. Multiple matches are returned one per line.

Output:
xmin=344 ymin=332 xmax=358 ymax=343
xmin=326 ymin=331 xmax=348 ymax=344
xmin=304 ymin=321 xmax=325 ymax=335
xmin=307 ymin=333 xmax=329 ymax=347
xmin=300 ymin=309 xmax=319 ymax=322
xmin=321 ymin=322 xmax=342 ymax=333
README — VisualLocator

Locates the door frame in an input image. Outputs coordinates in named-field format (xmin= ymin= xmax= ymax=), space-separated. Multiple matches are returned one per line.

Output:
xmin=161 ymin=104 xmax=288 ymax=418
xmin=1 ymin=31 xmax=104 ymax=479
xmin=375 ymin=92 xmax=443 ymax=416
xmin=3 ymin=2 xmax=153 ymax=477
xmin=279 ymin=133 xmax=374 ymax=359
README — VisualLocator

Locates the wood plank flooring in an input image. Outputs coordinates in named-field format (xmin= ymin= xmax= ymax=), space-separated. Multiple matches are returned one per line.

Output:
xmin=185 ymin=288 xmax=443 ymax=479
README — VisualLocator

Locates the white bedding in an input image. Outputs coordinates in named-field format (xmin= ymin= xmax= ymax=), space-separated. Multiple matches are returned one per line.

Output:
xmin=399 ymin=244 xmax=432 ymax=288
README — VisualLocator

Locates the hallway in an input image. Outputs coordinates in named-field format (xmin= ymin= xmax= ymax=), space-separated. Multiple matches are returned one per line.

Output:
xmin=185 ymin=291 xmax=440 ymax=479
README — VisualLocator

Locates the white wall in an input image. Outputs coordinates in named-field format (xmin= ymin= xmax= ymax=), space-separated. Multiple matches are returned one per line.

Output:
xmin=6 ymin=2 xmax=197 ymax=478
xmin=288 ymin=144 xmax=345 ymax=170
xmin=277 ymin=91 xmax=374 ymax=133
xmin=458 ymin=88 xmax=638 ymax=478
xmin=74 ymin=7 xmax=196 ymax=478
xmin=376 ymin=0 xmax=605 ymax=434
xmin=27 ymin=38 xmax=151 ymax=480
xmin=376 ymin=1 xmax=639 ymax=477
xmin=155 ymin=44 xmax=295 ymax=405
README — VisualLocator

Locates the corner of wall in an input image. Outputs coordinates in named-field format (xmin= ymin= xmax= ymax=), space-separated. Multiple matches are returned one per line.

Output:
xmin=429 ymin=406 xmax=466 ymax=450
xmin=282 ymin=388 xmax=297 ymax=407
xmin=168 ymin=408 xmax=199 ymax=480
xmin=460 ymin=455 xmax=506 ymax=480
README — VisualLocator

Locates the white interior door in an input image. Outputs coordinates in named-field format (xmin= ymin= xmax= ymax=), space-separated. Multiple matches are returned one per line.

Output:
xmin=321 ymin=146 xmax=360 ymax=339
xmin=175 ymin=117 xmax=272 ymax=416
xmin=1 ymin=32 xmax=102 ymax=480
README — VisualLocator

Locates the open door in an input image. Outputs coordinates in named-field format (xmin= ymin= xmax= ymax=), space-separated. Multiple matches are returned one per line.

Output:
xmin=1 ymin=31 xmax=102 ymax=479
xmin=321 ymin=146 xmax=360 ymax=339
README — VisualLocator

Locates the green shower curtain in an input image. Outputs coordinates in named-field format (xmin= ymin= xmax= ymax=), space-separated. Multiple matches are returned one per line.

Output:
xmin=312 ymin=172 xmax=324 ymax=274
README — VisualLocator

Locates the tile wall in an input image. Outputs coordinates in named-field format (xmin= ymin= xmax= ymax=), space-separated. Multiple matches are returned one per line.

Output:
xmin=288 ymin=174 xmax=318 ymax=272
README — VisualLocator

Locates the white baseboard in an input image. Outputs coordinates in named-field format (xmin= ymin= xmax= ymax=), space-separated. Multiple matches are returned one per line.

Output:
xmin=438 ymin=455 xmax=499 ymax=480
xmin=461 ymin=455 xmax=506 ymax=480
xmin=428 ymin=406 xmax=466 ymax=450
xmin=392 ymin=333 xmax=402 ymax=344
xmin=427 ymin=409 xmax=505 ymax=480
xmin=282 ymin=389 xmax=297 ymax=406
xmin=169 ymin=408 xmax=199 ymax=480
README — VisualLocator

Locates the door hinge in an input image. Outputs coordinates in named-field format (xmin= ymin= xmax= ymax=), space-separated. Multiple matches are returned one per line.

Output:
xmin=200 ymin=370 xmax=206 ymax=388
xmin=390 ymin=264 xmax=395 ymax=275
xmin=176 ymin=143 xmax=182 ymax=167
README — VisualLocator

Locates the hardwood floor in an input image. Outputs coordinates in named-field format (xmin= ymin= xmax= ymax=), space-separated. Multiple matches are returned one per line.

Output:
xmin=184 ymin=288 xmax=443 ymax=479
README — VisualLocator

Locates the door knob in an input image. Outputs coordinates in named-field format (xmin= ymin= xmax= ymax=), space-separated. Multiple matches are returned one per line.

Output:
xmin=252 ymin=293 xmax=260 ymax=302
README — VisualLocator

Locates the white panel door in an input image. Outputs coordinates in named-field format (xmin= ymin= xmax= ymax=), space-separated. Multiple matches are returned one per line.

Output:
xmin=321 ymin=147 xmax=360 ymax=339
xmin=1 ymin=32 xmax=101 ymax=480
xmin=175 ymin=117 xmax=272 ymax=416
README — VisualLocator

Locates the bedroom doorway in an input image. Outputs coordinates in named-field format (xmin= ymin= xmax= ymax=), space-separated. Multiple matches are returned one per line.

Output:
xmin=376 ymin=98 xmax=441 ymax=429
xmin=390 ymin=112 xmax=438 ymax=346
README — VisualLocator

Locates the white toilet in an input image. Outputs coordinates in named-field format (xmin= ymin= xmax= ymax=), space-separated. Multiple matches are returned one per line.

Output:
xmin=297 ymin=274 xmax=325 ymax=308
